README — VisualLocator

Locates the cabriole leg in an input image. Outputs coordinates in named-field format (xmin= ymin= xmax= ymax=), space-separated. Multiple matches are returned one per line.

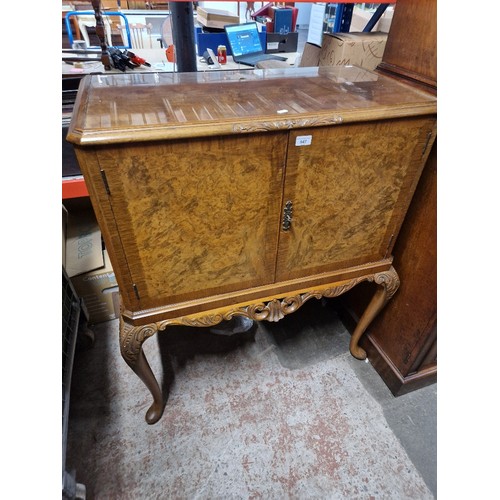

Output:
xmin=349 ymin=266 xmax=400 ymax=360
xmin=119 ymin=317 xmax=164 ymax=425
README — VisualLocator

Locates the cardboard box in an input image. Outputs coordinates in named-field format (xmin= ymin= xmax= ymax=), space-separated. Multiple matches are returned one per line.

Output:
xmin=265 ymin=32 xmax=298 ymax=53
xmin=298 ymin=42 xmax=321 ymax=67
xmin=318 ymin=32 xmax=388 ymax=71
xmin=70 ymin=250 xmax=119 ymax=324
xmin=196 ymin=7 xmax=239 ymax=29
xmin=349 ymin=7 xmax=394 ymax=33
xmin=63 ymin=199 xmax=104 ymax=278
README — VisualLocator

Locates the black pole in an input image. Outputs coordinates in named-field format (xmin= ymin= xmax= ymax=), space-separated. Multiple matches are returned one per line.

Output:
xmin=170 ymin=2 xmax=197 ymax=72
xmin=363 ymin=4 xmax=389 ymax=32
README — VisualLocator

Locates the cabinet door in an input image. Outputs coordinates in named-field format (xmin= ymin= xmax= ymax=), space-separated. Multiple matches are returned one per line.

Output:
xmin=276 ymin=118 xmax=435 ymax=282
xmin=96 ymin=132 xmax=287 ymax=308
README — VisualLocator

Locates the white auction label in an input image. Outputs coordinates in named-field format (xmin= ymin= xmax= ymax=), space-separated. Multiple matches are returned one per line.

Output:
xmin=295 ymin=135 xmax=312 ymax=146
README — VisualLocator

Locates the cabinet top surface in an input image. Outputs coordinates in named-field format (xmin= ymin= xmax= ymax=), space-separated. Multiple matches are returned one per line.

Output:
xmin=68 ymin=66 xmax=436 ymax=145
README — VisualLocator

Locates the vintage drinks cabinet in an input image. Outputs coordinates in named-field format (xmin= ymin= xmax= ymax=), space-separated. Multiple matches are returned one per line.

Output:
xmin=67 ymin=66 xmax=437 ymax=424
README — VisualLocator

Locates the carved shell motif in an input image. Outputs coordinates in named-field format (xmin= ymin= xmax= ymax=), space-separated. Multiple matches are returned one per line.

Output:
xmin=119 ymin=318 xmax=158 ymax=366
xmin=118 ymin=267 xmax=400 ymax=361
xmin=233 ymin=115 xmax=343 ymax=133
xmin=374 ymin=268 xmax=400 ymax=301
xmin=164 ymin=279 xmax=369 ymax=329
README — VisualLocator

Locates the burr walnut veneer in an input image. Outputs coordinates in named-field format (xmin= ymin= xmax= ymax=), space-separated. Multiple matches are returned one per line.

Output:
xmin=67 ymin=66 xmax=436 ymax=424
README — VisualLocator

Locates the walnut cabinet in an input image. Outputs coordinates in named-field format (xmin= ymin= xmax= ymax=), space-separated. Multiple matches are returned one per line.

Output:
xmin=68 ymin=67 xmax=436 ymax=424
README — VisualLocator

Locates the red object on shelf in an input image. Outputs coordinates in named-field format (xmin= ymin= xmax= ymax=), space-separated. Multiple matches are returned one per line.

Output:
xmin=62 ymin=178 xmax=89 ymax=199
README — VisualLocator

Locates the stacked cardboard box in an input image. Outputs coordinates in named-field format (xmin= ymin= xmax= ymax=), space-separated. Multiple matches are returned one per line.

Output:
xmin=63 ymin=199 xmax=119 ymax=324
xmin=196 ymin=7 xmax=239 ymax=29
xmin=299 ymin=32 xmax=388 ymax=71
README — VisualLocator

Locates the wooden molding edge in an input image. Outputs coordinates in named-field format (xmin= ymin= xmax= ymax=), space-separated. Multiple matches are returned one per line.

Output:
xmin=376 ymin=62 xmax=437 ymax=96
xmin=361 ymin=333 xmax=437 ymax=396
xmin=338 ymin=304 xmax=437 ymax=396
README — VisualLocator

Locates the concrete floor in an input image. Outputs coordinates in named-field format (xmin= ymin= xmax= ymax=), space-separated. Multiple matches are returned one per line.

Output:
xmin=65 ymin=299 xmax=436 ymax=499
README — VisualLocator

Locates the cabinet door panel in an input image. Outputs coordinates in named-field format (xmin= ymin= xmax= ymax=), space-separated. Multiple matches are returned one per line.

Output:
xmin=276 ymin=118 xmax=435 ymax=282
xmin=96 ymin=132 xmax=286 ymax=307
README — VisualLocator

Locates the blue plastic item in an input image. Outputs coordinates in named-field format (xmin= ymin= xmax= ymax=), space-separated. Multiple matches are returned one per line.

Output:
xmin=65 ymin=11 xmax=132 ymax=49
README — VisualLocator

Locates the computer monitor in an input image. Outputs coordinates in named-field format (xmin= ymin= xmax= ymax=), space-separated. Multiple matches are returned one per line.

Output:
xmin=224 ymin=22 xmax=287 ymax=66
xmin=225 ymin=22 xmax=265 ymax=58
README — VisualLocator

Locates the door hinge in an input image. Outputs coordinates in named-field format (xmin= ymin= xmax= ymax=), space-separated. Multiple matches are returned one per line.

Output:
xmin=422 ymin=131 xmax=433 ymax=157
xmin=384 ymin=234 xmax=394 ymax=258
xmin=133 ymin=283 xmax=140 ymax=300
xmin=100 ymin=169 xmax=111 ymax=195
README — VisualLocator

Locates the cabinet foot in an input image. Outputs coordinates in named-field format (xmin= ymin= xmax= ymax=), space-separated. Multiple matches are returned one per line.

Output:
xmin=119 ymin=318 xmax=164 ymax=425
xmin=349 ymin=267 xmax=400 ymax=360
xmin=118 ymin=266 xmax=400 ymax=423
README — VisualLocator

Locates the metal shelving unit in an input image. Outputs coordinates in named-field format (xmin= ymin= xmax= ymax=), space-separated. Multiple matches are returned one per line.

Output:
xmin=322 ymin=2 xmax=394 ymax=34
xmin=62 ymin=268 xmax=93 ymax=499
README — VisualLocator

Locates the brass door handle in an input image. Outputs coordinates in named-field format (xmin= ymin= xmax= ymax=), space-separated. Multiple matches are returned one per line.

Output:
xmin=282 ymin=200 xmax=293 ymax=231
